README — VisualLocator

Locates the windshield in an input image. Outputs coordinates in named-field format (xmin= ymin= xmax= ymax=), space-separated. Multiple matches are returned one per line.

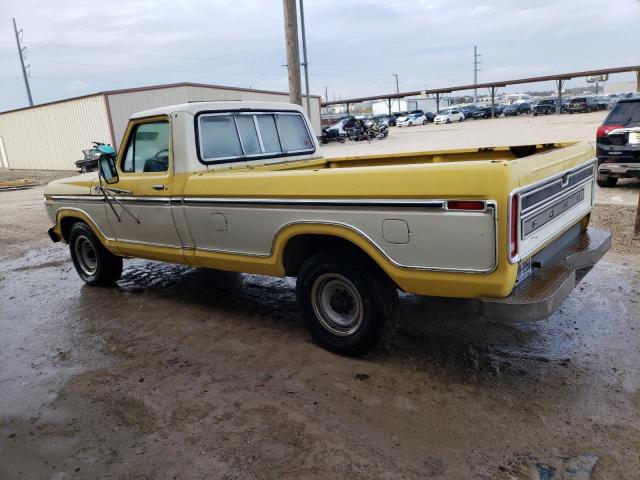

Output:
xmin=539 ymin=100 xmax=554 ymax=105
xmin=605 ymin=101 xmax=640 ymax=125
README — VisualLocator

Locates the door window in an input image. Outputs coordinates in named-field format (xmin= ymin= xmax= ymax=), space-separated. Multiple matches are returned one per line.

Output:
xmin=122 ymin=121 xmax=170 ymax=173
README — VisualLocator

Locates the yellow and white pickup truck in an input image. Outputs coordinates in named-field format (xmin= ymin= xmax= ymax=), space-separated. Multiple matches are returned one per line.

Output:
xmin=45 ymin=101 xmax=611 ymax=355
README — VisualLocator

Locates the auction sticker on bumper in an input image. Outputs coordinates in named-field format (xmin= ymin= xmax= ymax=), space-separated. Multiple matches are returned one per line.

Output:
xmin=629 ymin=132 xmax=640 ymax=145
xmin=516 ymin=258 xmax=533 ymax=284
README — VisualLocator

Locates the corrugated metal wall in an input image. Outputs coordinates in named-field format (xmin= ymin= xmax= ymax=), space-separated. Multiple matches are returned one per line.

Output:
xmin=106 ymin=86 xmax=190 ymax=147
xmin=183 ymin=86 xmax=322 ymax=135
xmin=0 ymin=95 xmax=111 ymax=170
xmin=0 ymin=85 xmax=322 ymax=170
xmin=107 ymin=86 xmax=322 ymax=147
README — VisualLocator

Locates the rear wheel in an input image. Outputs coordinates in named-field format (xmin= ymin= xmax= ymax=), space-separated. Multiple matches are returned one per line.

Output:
xmin=296 ymin=250 xmax=399 ymax=356
xmin=69 ymin=222 xmax=122 ymax=285
xmin=596 ymin=173 xmax=618 ymax=188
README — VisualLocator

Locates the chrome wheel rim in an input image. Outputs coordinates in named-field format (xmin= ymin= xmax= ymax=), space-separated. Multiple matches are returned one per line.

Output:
xmin=74 ymin=235 xmax=97 ymax=276
xmin=311 ymin=273 xmax=363 ymax=337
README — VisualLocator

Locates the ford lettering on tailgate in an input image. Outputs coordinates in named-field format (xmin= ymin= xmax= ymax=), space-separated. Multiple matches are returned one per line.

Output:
xmin=522 ymin=188 xmax=585 ymax=237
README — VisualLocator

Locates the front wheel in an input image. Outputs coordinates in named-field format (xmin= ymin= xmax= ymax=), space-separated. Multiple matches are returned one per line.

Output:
xmin=596 ymin=173 xmax=618 ymax=188
xmin=69 ymin=222 xmax=123 ymax=285
xmin=296 ymin=250 xmax=399 ymax=356
xmin=422 ymin=119 xmax=427 ymax=125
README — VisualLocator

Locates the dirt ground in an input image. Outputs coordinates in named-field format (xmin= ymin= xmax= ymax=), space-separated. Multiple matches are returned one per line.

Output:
xmin=1 ymin=116 xmax=640 ymax=479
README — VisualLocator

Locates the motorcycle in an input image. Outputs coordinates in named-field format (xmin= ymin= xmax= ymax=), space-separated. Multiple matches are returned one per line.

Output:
xmin=318 ymin=127 xmax=347 ymax=144
xmin=346 ymin=125 xmax=369 ymax=141
xmin=368 ymin=121 xmax=389 ymax=140
xmin=75 ymin=141 xmax=116 ymax=173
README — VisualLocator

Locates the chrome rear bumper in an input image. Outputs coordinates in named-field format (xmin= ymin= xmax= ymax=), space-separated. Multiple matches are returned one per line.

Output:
xmin=477 ymin=226 xmax=611 ymax=323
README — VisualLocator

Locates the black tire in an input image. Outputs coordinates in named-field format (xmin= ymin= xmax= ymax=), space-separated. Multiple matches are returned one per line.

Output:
xmin=446 ymin=118 xmax=451 ymax=124
xmin=422 ymin=119 xmax=427 ymax=125
xmin=296 ymin=250 xmax=399 ymax=356
xmin=69 ymin=222 xmax=123 ymax=285
xmin=596 ymin=173 xmax=618 ymax=188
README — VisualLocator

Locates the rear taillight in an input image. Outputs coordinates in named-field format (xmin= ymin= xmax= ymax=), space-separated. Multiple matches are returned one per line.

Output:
xmin=510 ymin=195 xmax=518 ymax=259
xmin=596 ymin=124 xmax=624 ymax=138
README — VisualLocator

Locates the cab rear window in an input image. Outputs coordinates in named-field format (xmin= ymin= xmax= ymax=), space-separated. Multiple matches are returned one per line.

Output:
xmin=197 ymin=112 xmax=314 ymax=164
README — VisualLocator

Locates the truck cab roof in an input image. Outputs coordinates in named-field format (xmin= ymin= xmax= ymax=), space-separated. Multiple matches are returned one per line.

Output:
xmin=131 ymin=100 xmax=307 ymax=119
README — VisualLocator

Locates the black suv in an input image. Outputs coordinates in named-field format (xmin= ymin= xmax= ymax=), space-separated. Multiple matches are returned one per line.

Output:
xmin=568 ymin=97 xmax=598 ymax=113
xmin=595 ymin=97 xmax=640 ymax=187
xmin=533 ymin=99 xmax=557 ymax=116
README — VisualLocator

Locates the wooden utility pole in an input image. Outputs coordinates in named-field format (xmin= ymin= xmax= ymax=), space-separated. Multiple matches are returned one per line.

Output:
xmin=299 ymin=0 xmax=311 ymax=119
xmin=283 ymin=0 xmax=302 ymax=106
xmin=635 ymin=191 xmax=640 ymax=239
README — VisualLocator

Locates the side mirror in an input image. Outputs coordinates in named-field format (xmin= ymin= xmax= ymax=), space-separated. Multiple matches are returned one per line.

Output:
xmin=99 ymin=155 xmax=119 ymax=184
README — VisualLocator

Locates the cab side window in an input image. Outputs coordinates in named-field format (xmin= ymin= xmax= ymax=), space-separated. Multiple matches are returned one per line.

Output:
xmin=122 ymin=121 xmax=170 ymax=173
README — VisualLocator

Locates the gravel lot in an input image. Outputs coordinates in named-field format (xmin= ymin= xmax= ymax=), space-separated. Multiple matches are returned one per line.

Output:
xmin=1 ymin=112 xmax=639 ymax=479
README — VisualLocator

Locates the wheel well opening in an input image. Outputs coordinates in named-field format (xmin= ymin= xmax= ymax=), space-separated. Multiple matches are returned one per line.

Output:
xmin=282 ymin=234 xmax=381 ymax=278
xmin=60 ymin=216 xmax=82 ymax=242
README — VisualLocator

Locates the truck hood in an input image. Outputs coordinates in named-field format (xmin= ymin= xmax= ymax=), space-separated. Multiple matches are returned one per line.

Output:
xmin=44 ymin=172 xmax=98 ymax=196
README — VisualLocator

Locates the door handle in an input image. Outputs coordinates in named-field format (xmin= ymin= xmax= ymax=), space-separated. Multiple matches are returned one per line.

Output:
xmin=151 ymin=184 xmax=166 ymax=191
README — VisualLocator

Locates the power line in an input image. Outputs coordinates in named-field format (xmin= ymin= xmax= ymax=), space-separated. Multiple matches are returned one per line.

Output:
xmin=25 ymin=57 xmax=281 ymax=77
xmin=21 ymin=57 xmax=345 ymax=80
xmin=25 ymin=41 xmax=281 ymax=66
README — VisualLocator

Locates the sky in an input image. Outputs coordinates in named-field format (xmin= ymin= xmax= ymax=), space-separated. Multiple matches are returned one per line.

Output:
xmin=0 ymin=0 xmax=639 ymax=111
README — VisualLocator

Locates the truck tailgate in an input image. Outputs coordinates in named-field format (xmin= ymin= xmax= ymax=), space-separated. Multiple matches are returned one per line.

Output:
xmin=507 ymin=142 xmax=596 ymax=264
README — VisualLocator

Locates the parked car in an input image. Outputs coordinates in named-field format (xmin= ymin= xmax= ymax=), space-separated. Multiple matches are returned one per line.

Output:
xmin=366 ymin=114 xmax=393 ymax=127
xmin=44 ymin=100 xmax=610 ymax=356
xmin=459 ymin=105 xmax=479 ymax=119
xmin=595 ymin=96 xmax=640 ymax=187
xmin=434 ymin=109 xmax=465 ymax=124
xmin=595 ymin=96 xmax=614 ymax=110
xmin=492 ymin=104 xmax=508 ymax=116
xmin=397 ymin=112 xmax=427 ymax=127
xmin=503 ymin=103 xmax=533 ymax=116
xmin=420 ymin=111 xmax=436 ymax=122
xmin=568 ymin=97 xmax=599 ymax=113
xmin=472 ymin=106 xmax=493 ymax=119
xmin=533 ymin=99 xmax=558 ymax=116
xmin=326 ymin=116 xmax=357 ymax=134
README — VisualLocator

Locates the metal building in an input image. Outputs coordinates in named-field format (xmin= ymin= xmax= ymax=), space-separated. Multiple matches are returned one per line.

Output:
xmin=0 ymin=82 xmax=322 ymax=170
